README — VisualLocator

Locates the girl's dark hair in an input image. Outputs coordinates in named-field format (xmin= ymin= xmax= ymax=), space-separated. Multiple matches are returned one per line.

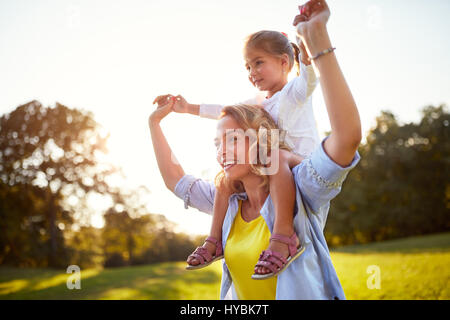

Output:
xmin=244 ymin=30 xmax=301 ymax=76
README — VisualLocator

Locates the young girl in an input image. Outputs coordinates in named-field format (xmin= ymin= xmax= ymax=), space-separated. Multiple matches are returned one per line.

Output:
xmin=154 ymin=27 xmax=320 ymax=279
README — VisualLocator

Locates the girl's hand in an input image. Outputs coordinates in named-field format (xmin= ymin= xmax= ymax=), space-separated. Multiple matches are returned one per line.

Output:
xmin=216 ymin=176 xmax=235 ymax=196
xmin=279 ymin=149 xmax=304 ymax=169
xmin=152 ymin=93 xmax=200 ymax=117
xmin=293 ymin=0 xmax=331 ymax=58
xmin=171 ymin=95 xmax=191 ymax=114
xmin=150 ymin=95 xmax=175 ymax=125
xmin=293 ymin=0 xmax=330 ymax=36
xmin=294 ymin=0 xmax=330 ymax=28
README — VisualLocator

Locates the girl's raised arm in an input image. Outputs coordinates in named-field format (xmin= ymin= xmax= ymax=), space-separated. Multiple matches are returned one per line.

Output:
xmin=294 ymin=0 xmax=362 ymax=167
xmin=149 ymin=96 xmax=185 ymax=192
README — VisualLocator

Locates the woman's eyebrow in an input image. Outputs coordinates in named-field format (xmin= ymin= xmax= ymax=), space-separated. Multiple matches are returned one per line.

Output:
xmin=250 ymin=57 xmax=263 ymax=63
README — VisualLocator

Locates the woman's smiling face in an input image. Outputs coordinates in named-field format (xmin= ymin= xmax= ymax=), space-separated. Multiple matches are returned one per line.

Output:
xmin=215 ymin=115 xmax=254 ymax=181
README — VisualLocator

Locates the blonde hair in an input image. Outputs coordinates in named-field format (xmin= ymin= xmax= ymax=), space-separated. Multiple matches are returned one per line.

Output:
xmin=244 ymin=30 xmax=301 ymax=76
xmin=214 ymin=104 xmax=292 ymax=193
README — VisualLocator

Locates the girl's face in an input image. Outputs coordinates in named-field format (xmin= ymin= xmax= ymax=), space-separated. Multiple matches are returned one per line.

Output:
xmin=244 ymin=47 xmax=289 ymax=93
xmin=215 ymin=115 xmax=254 ymax=181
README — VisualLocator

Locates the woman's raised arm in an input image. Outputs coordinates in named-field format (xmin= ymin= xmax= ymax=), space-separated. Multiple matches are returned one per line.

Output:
xmin=149 ymin=95 xmax=185 ymax=192
xmin=294 ymin=0 xmax=362 ymax=167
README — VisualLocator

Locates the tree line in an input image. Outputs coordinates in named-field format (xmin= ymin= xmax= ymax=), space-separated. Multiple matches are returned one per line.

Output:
xmin=326 ymin=104 xmax=449 ymax=247
xmin=0 ymin=100 xmax=448 ymax=268
xmin=0 ymin=101 xmax=201 ymax=268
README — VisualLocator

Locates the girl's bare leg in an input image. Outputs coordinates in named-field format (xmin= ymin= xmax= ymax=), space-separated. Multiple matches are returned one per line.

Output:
xmin=255 ymin=151 xmax=300 ymax=275
xmin=187 ymin=188 xmax=228 ymax=266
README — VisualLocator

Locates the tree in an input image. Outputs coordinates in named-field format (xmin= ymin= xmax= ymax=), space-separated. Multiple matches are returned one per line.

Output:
xmin=325 ymin=105 xmax=450 ymax=247
xmin=0 ymin=100 xmax=118 ymax=267
xmin=0 ymin=182 xmax=68 ymax=267
xmin=102 ymin=207 xmax=180 ymax=267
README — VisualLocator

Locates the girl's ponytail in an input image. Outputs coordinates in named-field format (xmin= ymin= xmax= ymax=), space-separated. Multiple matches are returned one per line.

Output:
xmin=290 ymin=41 xmax=301 ymax=77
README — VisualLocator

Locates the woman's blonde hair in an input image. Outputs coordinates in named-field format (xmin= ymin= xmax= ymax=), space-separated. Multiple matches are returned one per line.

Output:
xmin=244 ymin=30 xmax=301 ymax=76
xmin=214 ymin=104 xmax=292 ymax=193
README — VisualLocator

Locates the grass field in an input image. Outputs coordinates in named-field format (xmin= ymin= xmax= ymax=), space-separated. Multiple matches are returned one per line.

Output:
xmin=0 ymin=232 xmax=449 ymax=300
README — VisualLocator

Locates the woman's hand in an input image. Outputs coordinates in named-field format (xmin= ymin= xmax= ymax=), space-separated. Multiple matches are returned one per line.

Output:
xmin=150 ymin=94 xmax=175 ymax=125
xmin=294 ymin=0 xmax=362 ymax=167
xmin=153 ymin=94 xmax=200 ymax=116
xmin=171 ymin=95 xmax=191 ymax=114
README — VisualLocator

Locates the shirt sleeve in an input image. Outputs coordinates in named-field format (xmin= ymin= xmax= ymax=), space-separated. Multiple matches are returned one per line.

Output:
xmin=291 ymin=61 xmax=318 ymax=105
xmin=288 ymin=135 xmax=318 ymax=158
xmin=199 ymin=104 xmax=224 ymax=120
xmin=294 ymin=136 xmax=361 ymax=214
xmin=173 ymin=174 xmax=216 ymax=215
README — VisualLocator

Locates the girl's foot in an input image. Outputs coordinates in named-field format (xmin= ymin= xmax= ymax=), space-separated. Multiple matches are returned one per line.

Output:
xmin=186 ymin=236 xmax=223 ymax=270
xmin=253 ymin=232 xmax=303 ymax=278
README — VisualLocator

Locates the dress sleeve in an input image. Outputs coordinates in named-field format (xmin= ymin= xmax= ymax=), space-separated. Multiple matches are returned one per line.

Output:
xmin=294 ymin=136 xmax=361 ymax=214
xmin=277 ymin=59 xmax=320 ymax=157
xmin=173 ymin=174 xmax=216 ymax=215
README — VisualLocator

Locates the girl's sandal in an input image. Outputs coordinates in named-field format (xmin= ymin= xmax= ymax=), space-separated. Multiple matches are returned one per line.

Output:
xmin=251 ymin=233 xmax=304 ymax=280
xmin=185 ymin=236 xmax=224 ymax=270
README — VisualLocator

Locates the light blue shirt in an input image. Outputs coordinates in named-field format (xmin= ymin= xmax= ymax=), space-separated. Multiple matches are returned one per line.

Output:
xmin=174 ymin=136 xmax=361 ymax=300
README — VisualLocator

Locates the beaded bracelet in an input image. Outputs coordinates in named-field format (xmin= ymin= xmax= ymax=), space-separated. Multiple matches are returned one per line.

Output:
xmin=309 ymin=47 xmax=336 ymax=62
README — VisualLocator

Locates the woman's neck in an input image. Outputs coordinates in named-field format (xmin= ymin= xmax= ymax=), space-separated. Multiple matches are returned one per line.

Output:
xmin=240 ymin=174 xmax=269 ymax=211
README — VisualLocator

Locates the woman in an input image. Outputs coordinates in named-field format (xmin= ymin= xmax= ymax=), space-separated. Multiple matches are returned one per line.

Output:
xmin=149 ymin=0 xmax=362 ymax=299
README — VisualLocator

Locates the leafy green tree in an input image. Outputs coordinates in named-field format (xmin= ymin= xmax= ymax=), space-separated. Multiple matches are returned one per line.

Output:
xmin=0 ymin=183 xmax=69 ymax=266
xmin=65 ymin=226 xmax=104 ymax=268
xmin=0 ymin=100 xmax=117 ymax=267
xmin=326 ymin=105 xmax=449 ymax=246
xmin=102 ymin=207 xmax=172 ymax=266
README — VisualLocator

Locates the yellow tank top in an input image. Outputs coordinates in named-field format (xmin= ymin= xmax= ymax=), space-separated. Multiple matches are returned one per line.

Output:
xmin=224 ymin=200 xmax=277 ymax=300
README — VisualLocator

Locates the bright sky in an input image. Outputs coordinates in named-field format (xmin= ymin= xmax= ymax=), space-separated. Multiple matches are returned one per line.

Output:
xmin=1 ymin=0 xmax=449 ymax=235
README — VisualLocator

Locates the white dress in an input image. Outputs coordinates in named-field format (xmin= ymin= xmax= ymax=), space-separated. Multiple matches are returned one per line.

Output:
xmin=199 ymin=60 xmax=320 ymax=158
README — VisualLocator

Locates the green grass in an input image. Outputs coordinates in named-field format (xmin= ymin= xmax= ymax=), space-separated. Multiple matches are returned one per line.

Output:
xmin=332 ymin=233 xmax=450 ymax=300
xmin=0 ymin=262 xmax=222 ymax=300
xmin=1 ymin=233 xmax=449 ymax=300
